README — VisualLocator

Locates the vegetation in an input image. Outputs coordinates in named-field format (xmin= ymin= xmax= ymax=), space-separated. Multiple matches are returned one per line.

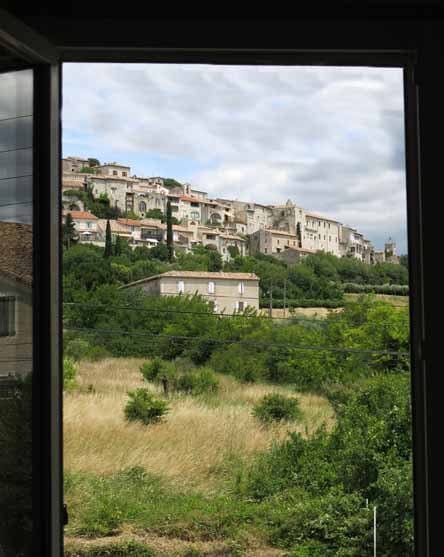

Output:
xmin=64 ymin=187 xmax=122 ymax=220
xmin=253 ymin=393 xmax=302 ymax=424
xmin=124 ymin=389 xmax=170 ymax=425
xmin=64 ymin=357 xmax=78 ymax=391
xmin=63 ymin=212 xmax=78 ymax=249
xmin=63 ymin=237 xmax=413 ymax=555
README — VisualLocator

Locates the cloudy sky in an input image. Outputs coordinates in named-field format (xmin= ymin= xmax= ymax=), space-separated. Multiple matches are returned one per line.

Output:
xmin=63 ymin=63 xmax=407 ymax=253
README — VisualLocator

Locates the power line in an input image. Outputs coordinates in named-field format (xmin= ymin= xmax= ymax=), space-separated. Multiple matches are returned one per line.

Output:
xmin=62 ymin=301 xmax=329 ymax=324
xmin=64 ymin=326 xmax=409 ymax=357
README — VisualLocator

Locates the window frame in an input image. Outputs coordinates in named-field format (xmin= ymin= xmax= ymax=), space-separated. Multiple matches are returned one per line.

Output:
xmin=0 ymin=11 xmax=433 ymax=557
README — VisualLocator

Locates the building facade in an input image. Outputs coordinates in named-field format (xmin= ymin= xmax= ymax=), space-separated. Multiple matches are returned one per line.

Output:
xmin=124 ymin=271 xmax=259 ymax=314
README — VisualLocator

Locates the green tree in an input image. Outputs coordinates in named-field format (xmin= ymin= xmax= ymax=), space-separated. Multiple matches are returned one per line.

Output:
xmin=227 ymin=244 xmax=240 ymax=259
xmin=114 ymin=234 xmax=122 ymax=256
xmin=145 ymin=208 xmax=164 ymax=220
xmin=63 ymin=212 xmax=77 ymax=249
xmin=104 ymin=219 xmax=113 ymax=258
xmin=166 ymin=199 xmax=174 ymax=262
xmin=88 ymin=157 xmax=100 ymax=167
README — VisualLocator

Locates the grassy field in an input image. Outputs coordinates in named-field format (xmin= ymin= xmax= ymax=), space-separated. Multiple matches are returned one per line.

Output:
xmin=64 ymin=358 xmax=335 ymax=555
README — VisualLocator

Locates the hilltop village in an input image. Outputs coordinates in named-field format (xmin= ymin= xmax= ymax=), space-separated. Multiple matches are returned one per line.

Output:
xmin=62 ymin=156 xmax=400 ymax=265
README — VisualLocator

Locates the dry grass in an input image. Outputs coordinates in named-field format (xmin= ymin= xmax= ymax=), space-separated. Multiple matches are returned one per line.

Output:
xmin=344 ymin=293 xmax=409 ymax=308
xmin=64 ymin=358 xmax=335 ymax=492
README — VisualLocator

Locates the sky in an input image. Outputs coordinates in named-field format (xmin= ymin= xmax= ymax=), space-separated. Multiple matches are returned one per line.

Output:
xmin=62 ymin=63 xmax=407 ymax=253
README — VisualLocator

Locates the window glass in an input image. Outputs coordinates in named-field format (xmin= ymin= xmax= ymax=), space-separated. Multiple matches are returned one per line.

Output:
xmin=0 ymin=68 xmax=33 ymax=557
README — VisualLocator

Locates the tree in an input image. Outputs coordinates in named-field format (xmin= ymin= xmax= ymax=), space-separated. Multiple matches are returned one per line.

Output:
xmin=104 ymin=219 xmax=113 ymax=258
xmin=296 ymin=222 xmax=302 ymax=248
xmin=166 ymin=199 xmax=174 ymax=262
xmin=227 ymin=244 xmax=240 ymax=259
xmin=63 ymin=212 xmax=77 ymax=249
xmin=88 ymin=157 xmax=100 ymax=167
xmin=114 ymin=234 xmax=122 ymax=256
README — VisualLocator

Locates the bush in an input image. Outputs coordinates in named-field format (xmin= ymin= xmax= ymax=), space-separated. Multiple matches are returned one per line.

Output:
xmin=343 ymin=283 xmax=409 ymax=296
xmin=64 ymin=357 xmax=77 ymax=391
xmin=124 ymin=389 xmax=169 ymax=425
xmin=64 ymin=336 xmax=109 ymax=362
xmin=253 ymin=393 xmax=302 ymax=424
xmin=140 ymin=357 xmax=165 ymax=382
xmin=175 ymin=368 xmax=219 ymax=395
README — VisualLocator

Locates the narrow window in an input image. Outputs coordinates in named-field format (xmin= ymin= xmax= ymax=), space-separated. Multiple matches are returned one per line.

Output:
xmin=0 ymin=296 xmax=16 ymax=337
xmin=208 ymin=281 xmax=215 ymax=294
xmin=177 ymin=280 xmax=185 ymax=293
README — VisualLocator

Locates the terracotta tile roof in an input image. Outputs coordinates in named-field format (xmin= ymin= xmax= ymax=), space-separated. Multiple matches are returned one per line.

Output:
xmin=97 ymin=219 xmax=131 ymax=234
xmin=64 ymin=211 xmax=98 ymax=220
xmin=180 ymin=195 xmax=201 ymax=203
xmin=140 ymin=218 xmax=163 ymax=227
xmin=117 ymin=218 xmax=142 ymax=227
xmin=0 ymin=222 xmax=32 ymax=286
xmin=123 ymin=270 xmax=259 ymax=288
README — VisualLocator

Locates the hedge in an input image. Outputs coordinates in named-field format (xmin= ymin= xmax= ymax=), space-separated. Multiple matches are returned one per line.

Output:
xmin=260 ymin=298 xmax=344 ymax=309
xmin=343 ymin=283 xmax=409 ymax=296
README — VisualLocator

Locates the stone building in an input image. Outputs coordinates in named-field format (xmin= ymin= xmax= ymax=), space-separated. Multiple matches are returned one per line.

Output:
xmin=231 ymin=201 xmax=272 ymax=235
xmin=62 ymin=155 xmax=90 ymax=173
xmin=96 ymin=162 xmax=131 ymax=178
xmin=303 ymin=212 xmax=341 ymax=256
xmin=249 ymin=228 xmax=300 ymax=255
xmin=123 ymin=271 xmax=259 ymax=314
xmin=0 ymin=222 xmax=32 ymax=379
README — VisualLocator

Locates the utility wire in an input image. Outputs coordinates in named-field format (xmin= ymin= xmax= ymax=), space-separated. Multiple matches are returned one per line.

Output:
xmin=64 ymin=326 xmax=409 ymax=357
xmin=63 ymin=301 xmax=329 ymax=324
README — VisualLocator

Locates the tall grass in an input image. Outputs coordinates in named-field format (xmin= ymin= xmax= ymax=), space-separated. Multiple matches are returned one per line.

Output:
xmin=64 ymin=358 xmax=334 ymax=492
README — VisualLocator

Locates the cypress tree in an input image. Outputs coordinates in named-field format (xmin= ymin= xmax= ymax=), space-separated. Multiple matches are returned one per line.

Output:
xmin=104 ymin=219 xmax=113 ymax=257
xmin=63 ymin=212 xmax=76 ymax=249
xmin=166 ymin=199 xmax=174 ymax=262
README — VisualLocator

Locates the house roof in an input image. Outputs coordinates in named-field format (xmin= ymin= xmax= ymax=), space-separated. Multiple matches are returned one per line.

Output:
xmin=0 ymin=222 xmax=33 ymax=286
xmin=62 ymin=179 xmax=86 ymax=189
xmin=123 ymin=270 xmax=259 ymax=288
xmin=117 ymin=218 xmax=142 ymax=227
xmin=180 ymin=195 xmax=201 ymax=203
xmin=305 ymin=211 xmax=341 ymax=224
xmin=65 ymin=210 xmax=98 ymax=220
xmin=97 ymin=219 xmax=130 ymax=233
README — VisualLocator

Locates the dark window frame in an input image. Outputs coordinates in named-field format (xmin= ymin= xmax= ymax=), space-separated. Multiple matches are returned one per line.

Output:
xmin=0 ymin=12 xmax=433 ymax=557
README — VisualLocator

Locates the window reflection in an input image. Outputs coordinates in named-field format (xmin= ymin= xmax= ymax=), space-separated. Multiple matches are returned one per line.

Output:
xmin=0 ymin=68 xmax=33 ymax=557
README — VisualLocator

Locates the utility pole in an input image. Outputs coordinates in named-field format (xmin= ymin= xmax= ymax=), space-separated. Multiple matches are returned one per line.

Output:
xmin=269 ymin=281 xmax=273 ymax=318
xmin=373 ymin=506 xmax=377 ymax=557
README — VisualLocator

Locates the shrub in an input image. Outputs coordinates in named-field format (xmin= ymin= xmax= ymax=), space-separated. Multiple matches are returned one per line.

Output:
xmin=64 ymin=337 xmax=109 ymax=362
xmin=124 ymin=389 xmax=169 ymax=425
xmin=253 ymin=393 xmax=302 ymax=424
xmin=175 ymin=368 xmax=219 ymax=395
xmin=140 ymin=357 xmax=164 ymax=382
xmin=64 ymin=357 xmax=77 ymax=391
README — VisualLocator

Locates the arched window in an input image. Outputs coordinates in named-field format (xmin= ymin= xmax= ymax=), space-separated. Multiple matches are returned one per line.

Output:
xmin=139 ymin=201 xmax=147 ymax=212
